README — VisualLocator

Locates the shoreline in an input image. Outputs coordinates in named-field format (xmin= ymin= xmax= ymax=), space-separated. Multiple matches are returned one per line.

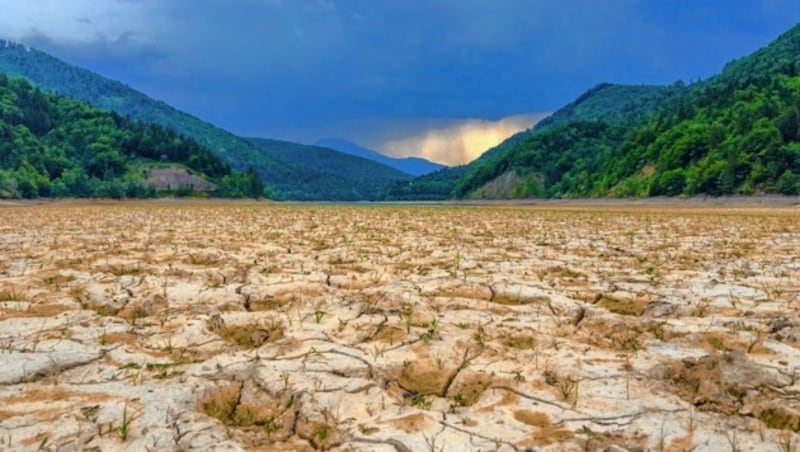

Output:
xmin=1 ymin=195 xmax=798 ymax=209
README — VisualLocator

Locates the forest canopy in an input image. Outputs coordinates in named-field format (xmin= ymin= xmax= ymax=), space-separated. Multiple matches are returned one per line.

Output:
xmin=0 ymin=74 xmax=265 ymax=199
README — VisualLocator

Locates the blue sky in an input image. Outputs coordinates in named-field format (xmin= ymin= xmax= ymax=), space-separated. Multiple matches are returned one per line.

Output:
xmin=1 ymin=0 xmax=799 ymax=164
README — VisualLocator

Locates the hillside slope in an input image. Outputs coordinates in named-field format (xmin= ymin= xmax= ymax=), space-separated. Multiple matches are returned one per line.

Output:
xmin=0 ymin=40 xmax=402 ymax=200
xmin=0 ymin=75 xmax=262 ymax=198
xmin=456 ymin=22 xmax=800 ymax=198
xmin=315 ymin=138 xmax=446 ymax=176
xmin=380 ymin=165 xmax=471 ymax=201
xmin=247 ymin=138 xmax=411 ymax=200
xmin=383 ymin=83 xmax=681 ymax=200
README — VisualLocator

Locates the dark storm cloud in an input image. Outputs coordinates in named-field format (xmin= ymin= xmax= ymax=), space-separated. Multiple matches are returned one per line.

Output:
xmin=124 ymin=0 xmax=798 ymax=139
xmin=3 ymin=0 xmax=800 ymax=161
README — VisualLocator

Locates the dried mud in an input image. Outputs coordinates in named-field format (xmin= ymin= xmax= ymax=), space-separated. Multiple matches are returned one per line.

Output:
xmin=0 ymin=201 xmax=798 ymax=451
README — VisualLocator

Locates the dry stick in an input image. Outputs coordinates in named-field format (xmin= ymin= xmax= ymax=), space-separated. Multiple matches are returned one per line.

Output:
xmin=489 ymin=385 xmax=572 ymax=411
xmin=438 ymin=421 xmax=519 ymax=452
xmin=358 ymin=314 xmax=389 ymax=343
xmin=439 ymin=348 xmax=479 ymax=397
xmin=259 ymin=347 xmax=375 ymax=379
xmin=555 ymin=407 xmax=687 ymax=427
xmin=382 ymin=336 xmax=423 ymax=353
xmin=347 ymin=437 xmax=412 ymax=452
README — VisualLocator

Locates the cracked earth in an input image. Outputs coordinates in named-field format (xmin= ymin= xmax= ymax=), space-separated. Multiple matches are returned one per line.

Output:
xmin=0 ymin=200 xmax=799 ymax=451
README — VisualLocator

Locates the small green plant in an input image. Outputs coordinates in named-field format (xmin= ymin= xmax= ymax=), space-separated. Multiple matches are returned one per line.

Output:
xmin=420 ymin=318 xmax=440 ymax=342
xmin=312 ymin=422 xmax=331 ymax=442
xmin=314 ymin=310 xmax=325 ymax=324
xmin=473 ymin=324 xmax=486 ymax=345
xmin=707 ymin=336 xmax=728 ymax=351
xmin=118 ymin=402 xmax=133 ymax=441
xmin=263 ymin=417 xmax=279 ymax=437
xmin=409 ymin=393 xmax=432 ymax=410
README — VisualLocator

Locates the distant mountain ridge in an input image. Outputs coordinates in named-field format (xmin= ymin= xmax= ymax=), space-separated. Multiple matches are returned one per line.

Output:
xmin=246 ymin=138 xmax=410 ymax=200
xmin=0 ymin=39 xmax=407 ymax=200
xmin=314 ymin=138 xmax=446 ymax=176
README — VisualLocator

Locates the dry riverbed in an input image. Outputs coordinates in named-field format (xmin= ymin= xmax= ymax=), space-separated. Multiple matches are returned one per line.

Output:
xmin=0 ymin=201 xmax=798 ymax=451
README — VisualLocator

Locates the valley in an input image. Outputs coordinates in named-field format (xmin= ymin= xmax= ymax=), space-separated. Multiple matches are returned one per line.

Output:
xmin=0 ymin=201 xmax=798 ymax=450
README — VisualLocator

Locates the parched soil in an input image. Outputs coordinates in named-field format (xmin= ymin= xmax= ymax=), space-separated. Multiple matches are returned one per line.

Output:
xmin=0 ymin=201 xmax=798 ymax=451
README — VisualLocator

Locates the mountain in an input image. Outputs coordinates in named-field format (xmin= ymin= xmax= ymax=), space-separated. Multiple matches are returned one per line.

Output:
xmin=314 ymin=138 xmax=446 ymax=176
xmin=382 ymin=83 xmax=681 ymax=200
xmin=0 ymin=74 xmax=263 ymax=199
xmin=246 ymin=138 xmax=410 ymax=200
xmin=0 ymin=40 xmax=402 ymax=200
xmin=379 ymin=165 xmax=471 ymax=201
xmin=453 ymin=23 xmax=800 ymax=198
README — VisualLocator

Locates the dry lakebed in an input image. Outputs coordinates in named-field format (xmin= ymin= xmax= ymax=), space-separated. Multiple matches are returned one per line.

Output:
xmin=0 ymin=200 xmax=798 ymax=451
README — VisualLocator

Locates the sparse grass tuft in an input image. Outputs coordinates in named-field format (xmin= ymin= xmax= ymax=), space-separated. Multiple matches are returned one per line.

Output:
xmin=502 ymin=335 xmax=536 ymax=350
xmin=208 ymin=317 xmax=285 ymax=348
xmin=0 ymin=288 xmax=24 ymax=301
xmin=598 ymin=295 xmax=645 ymax=316
xmin=199 ymin=383 xmax=241 ymax=425
xmin=117 ymin=402 xmax=134 ymax=441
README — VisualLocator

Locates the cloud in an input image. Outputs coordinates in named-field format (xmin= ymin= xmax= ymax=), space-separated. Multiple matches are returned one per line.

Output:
xmin=0 ymin=0 xmax=155 ymax=47
xmin=1 ymin=0 xmax=798 ymax=150
xmin=377 ymin=114 xmax=549 ymax=165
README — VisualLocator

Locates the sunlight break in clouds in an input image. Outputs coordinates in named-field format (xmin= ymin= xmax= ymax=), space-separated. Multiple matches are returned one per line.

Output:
xmin=379 ymin=114 xmax=549 ymax=166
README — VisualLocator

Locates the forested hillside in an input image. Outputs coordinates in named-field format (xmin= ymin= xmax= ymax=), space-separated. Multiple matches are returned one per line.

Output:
xmin=382 ymin=83 xmax=681 ymax=200
xmin=0 ymin=40 xmax=404 ymax=200
xmin=380 ymin=165 xmax=470 ymax=200
xmin=247 ymin=138 xmax=410 ymax=200
xmin=0 ymin=74 xmax=263 ymax=199
xmin=4 ymin=21 xmax=799 ymax=201
xmin=453 ymin=23 xmax=800 ymax=198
